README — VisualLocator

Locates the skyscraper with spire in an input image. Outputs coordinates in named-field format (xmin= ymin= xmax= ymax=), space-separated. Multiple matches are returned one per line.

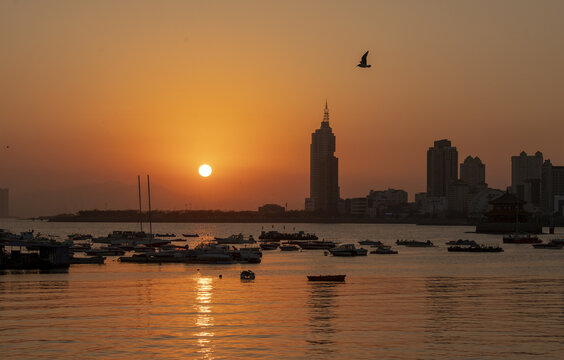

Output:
xmin=305 ymin=102 xmax=340 ymax=214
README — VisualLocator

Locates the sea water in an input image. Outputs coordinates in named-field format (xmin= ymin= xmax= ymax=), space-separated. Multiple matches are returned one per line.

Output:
xmin=1 ymin=220 xmax=563 ymax=359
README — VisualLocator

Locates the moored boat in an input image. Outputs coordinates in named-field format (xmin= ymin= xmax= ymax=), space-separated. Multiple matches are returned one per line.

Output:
xmin=298 ymin=240 xmax=337 ymax=250
xmin=279 ymin=244 xmax=299 ymax=251
xmin=359 ymin=240 xmax=383 ymax=246
xmin=445 ymin=239 xmax=478 ymax=246
xmin=448 ymin=245 xmax=503 ymax=252
xmin=70 ymin=255 xmax=105 ymax=264
xmin=396 ymin=240 xmax=435 ymax=247
xmin=370 ymin=246 xmax=398 ymax=254
xmin=215 ymin=234 xmax=256 ymax=244
xmin=85 ymin=248 xmax=125 ymax=256
xmin=259 ymin=230 xmax=318 ymax=241
xmin=156 ymin=233 xmax=176 ymax=238
xmin=259 ymin=242 xmax=279 ymax=250
xmin=503 ymin=233 xmax=541 ymax=244
xmin=307 ymin=275 xmax=346 ymax=282
xmin=329 ymin=244 xmax=367 ymax=256
xmin=532 ymin=241 xmax=563 ymax=249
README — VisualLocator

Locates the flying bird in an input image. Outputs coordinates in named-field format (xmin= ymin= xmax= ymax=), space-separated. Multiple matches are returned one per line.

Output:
xmin=357 ymin=51 xmax=371 ymax=68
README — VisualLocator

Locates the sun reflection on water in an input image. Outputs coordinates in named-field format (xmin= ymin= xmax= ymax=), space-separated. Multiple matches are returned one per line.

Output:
xmin=194 ymin=276 xmax=215 ymax=359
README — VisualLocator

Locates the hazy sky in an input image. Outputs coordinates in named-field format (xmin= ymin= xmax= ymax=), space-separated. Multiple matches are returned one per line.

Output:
xmin=2 ymin=0 xmax=564 ymax=216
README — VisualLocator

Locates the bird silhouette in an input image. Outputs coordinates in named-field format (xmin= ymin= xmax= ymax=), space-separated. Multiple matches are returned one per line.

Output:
xmin=357 ymin=51 xmax=371 ymax=68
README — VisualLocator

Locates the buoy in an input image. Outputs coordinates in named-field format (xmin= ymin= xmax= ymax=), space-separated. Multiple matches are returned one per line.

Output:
xmin=219 ymin=274 xmax=222 ymax=279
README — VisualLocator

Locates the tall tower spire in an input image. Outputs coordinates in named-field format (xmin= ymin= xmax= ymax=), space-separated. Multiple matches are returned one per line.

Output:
xmin=322 ymin=100 xmax=329 ymax=124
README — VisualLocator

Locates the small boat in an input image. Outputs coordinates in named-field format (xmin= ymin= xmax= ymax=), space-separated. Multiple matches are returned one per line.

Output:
xmin=259 ymin=230 xmax=318 ymax=241
xmin=70 ymin=256 xmax=106 ymax=264
xmin=85 ymin=248 xmax=125 ymax=256
xmin=215 ymin=234 xmax=256 ymax=244
xmin=359 ymin=240 xmax=383 ymax=246
xmin=183 ymin=233 xmax=199 ymax=238
xmin=235 ymin=247 xmax=262 ymax=263
xmin=69 ymin=243 xmax=92 ymax=252
xmin=532 ymin=241 xmax=563 ymax=249
xmin=298 ymin=240 xmax=337 ymax=250
xmin=503 ymin=233 xmax=541 ymax=244
xmin=307 ymin=275 xmax=346 ymax=282
xmin=156 ymin=233 xmax=176 ymax=238
xmin=370 ymin=246 xmax=398 ymax=254
xmin=240 ymin=270 xmax=255 ymax=280
xmin=329 ymin=244 xmax=368 ymax=256
xmin=67 ymin=233 xmax=93 ymax=241
xmin=396 ymin=240 xmax=435 ymax=247
xmin=279 ymin=244 xmax=299 ymax=251
xmin=447 ymin=245 xmax=503 ymax=253
xmin=445 ymin=239 xmax=478 ymax=246
xmin=259 ymin=242 xmax=279 ymax=250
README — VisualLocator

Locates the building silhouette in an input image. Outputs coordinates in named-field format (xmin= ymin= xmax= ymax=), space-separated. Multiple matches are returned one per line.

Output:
xmin=305 ymin=102 xmax=339 ymax=214
xmin=460 ymin=156 xmax=486 ymax=190
xmin=0 ymin=189 xmax=8 ymax=218
xmin=427 ymin=139 xmax=458 ymax=196
xmin=542 ymin=159 xmax=564 ymax=213
xmin=511 ymin=151 xmax=543 ymax=207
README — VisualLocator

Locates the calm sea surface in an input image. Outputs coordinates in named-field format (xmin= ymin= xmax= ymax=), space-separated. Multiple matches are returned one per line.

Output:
xmin=1 ymin=220 xmax=564 ymax=359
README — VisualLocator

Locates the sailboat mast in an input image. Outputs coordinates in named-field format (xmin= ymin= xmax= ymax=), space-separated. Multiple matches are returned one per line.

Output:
xmin=138 ymin=175 xmax=143 ymax=232
xmin=147 ymin=174 xmax=153 ymax=236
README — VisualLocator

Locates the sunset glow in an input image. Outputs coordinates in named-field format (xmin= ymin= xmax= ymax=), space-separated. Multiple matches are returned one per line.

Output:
xmin=1 ymin=1 xmax=563 ymax=216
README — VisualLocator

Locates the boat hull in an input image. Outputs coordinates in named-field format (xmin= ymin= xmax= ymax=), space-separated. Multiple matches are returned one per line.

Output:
xmin=307 ymin=275 xmax=346 ymax=282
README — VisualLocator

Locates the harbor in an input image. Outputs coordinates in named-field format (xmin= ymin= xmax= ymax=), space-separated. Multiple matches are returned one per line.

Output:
xmin=2 ymin=220 xmax=564 ymax=359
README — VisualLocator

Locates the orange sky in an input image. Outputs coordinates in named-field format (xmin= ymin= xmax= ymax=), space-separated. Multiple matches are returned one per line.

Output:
xmin=2 ymin=1 xmax=564 ymax=216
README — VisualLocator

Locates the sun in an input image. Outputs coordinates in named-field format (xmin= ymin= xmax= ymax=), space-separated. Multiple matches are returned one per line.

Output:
xmin=198 ymin=164 xmax=212 ymax=177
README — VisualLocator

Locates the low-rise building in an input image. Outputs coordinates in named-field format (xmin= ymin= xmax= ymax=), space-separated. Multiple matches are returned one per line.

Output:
xmin=258 ymin=203 xmax=286 ymax=216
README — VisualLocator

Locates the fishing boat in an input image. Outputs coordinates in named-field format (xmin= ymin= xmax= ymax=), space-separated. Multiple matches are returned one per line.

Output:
xmin=183 ymin=233 xmax=199 ymax=238
xmin=307 ymin=275 xmax=346 ymax=282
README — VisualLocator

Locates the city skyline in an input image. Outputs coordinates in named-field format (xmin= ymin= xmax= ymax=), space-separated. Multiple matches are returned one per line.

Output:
xmin=2 ymin=1 xmax=564 ymax=216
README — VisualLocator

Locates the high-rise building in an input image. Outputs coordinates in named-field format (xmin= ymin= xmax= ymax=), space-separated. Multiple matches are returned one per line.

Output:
xmin=305 ymin=102 xmax=339 ymax=214
xmin=0 ymin=188 xmax=8 ymax=218
xmin=460 ymin=156 xmax=486 ymax=190
xmin=427 ymin=139 xmax=458 ymax=196
xmin=511 ymin=151 xmax=543 ymax=206
xmin=541 ymin=159 xmax=564 ymax=213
